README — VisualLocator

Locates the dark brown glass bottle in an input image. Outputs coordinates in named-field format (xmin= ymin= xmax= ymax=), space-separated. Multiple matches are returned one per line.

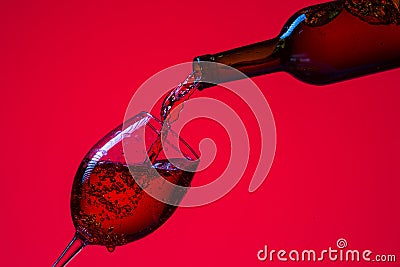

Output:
xmin=194 ymin=0 xmax=400 ymax=87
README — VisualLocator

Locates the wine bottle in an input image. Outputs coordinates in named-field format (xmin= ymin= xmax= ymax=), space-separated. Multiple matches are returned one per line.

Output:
xmin=193 ymin=0 xmax=400 ymax=87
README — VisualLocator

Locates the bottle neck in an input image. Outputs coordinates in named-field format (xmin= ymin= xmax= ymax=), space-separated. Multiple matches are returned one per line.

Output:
xmin=193 ymin=37 xmax=283 ymax=90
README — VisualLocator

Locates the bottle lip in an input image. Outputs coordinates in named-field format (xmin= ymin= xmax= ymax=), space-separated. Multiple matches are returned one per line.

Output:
xmin=192 ymin=55 xmax=217 ymax=91
xmin=193 ymin=54 xmax=214 ymax=63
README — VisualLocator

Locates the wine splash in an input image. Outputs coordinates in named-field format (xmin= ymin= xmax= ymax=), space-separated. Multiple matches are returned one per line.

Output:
xmin=147 ymin=70 xmax=202 ymax=163
xmin=160 ymin=70 xmax=202 ymax=123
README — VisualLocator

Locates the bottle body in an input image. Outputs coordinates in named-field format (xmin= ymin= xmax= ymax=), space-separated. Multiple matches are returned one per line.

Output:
xmin=194 ymin=0 xmax=400 ymax=87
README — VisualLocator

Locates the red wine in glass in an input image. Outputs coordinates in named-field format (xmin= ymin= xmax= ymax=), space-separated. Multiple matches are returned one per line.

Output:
xmin=53 ymin=112 xmax=199 ymax=266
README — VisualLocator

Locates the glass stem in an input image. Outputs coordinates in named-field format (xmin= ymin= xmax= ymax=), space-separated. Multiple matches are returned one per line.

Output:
xmin=53 ymin=233 xmax=87 ymax=267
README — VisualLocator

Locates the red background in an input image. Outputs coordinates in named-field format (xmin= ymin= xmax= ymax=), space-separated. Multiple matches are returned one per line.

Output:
xmin=1 ymin=0 xmax=399 ymax=266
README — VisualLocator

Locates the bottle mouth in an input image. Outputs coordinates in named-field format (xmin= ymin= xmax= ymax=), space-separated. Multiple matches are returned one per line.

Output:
xmin=192 ymin=55 xmax=211 ymax=78
xmin=192 ymin=55 xmax=218 ymax=90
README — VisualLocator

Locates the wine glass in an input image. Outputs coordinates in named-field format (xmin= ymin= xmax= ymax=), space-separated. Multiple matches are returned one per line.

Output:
xmin=53 ymin=111 xmax=199 ymax=266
